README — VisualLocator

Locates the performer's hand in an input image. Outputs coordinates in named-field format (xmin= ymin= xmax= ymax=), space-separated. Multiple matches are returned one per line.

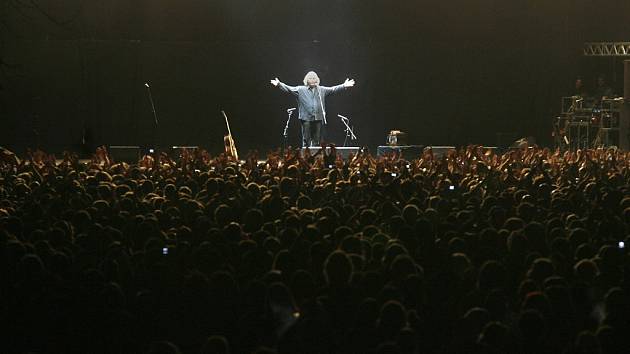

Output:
xmin=343 ymin=78 xmax=355 ymax=87
xmin=270 ymin=78 xmax=280 ymax=86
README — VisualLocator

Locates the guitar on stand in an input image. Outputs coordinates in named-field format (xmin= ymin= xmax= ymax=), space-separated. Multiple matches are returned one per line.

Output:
xmin=222 ymin=110 xmax=239 ymax=161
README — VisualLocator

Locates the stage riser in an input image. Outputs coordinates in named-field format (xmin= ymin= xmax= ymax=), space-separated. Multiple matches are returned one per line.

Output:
xmin=377 ymin=145 xmax=424 ymax=160
xmin=378 ymin=146 xmax=501 ymax=160
xmin=301 ymin=147 xmax=360 ymax=159
xmin=107 ymin=145 xmax=504 ymax=163
xmin=109 ymin=146 xmax=140 ymax=163
xmin=424 ymin=146 xmax=456 ymax=158
xmin=170 ymin=146 xmax=199 ymax=159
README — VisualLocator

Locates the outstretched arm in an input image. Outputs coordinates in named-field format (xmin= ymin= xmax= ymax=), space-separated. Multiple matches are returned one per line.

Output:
xmin=270 ymin=77 xmax=299 ymax=97
xmin=322 ymin=78 xmax=355 ymax=96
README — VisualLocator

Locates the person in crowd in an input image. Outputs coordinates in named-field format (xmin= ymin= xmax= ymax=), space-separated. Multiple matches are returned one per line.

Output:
xmin=1 ymin=144 xmax=629 ymax=353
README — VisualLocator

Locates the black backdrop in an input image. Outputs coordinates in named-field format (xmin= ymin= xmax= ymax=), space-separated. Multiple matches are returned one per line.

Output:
xmin=1 ymin=0 xmax=629 ymax=154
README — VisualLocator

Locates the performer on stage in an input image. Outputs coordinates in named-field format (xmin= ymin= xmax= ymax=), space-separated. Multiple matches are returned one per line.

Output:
xmin=573 ymin=77 xmax=589 ymax=99
xmin=593 ymin=75 xmax=614 ymax=103
xmin=271 ymin=71 xmax=355 ymax=147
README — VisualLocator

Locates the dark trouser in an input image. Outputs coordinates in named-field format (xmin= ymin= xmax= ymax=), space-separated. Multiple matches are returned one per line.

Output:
xmin=301 ymin=120 xmax=322 ymax=147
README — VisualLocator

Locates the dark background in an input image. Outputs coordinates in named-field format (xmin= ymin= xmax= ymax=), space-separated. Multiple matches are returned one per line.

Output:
xmin=1 ymin=0 xmax=629 ymax=155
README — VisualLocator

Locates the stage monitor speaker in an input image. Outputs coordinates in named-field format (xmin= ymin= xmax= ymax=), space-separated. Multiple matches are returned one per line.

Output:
xmin=377 ymin=145 xmax=424 ymax=160
xmin=109 ymin=146 xmax=140 ymax=163
xmin=424 ymin=146 xmax=455 ymax=158
xmin=496 ymin=132 xmax=520 ymax=149
xmin=302 ymin=146 xmax=360 ymax=160
xmin=170 ymin=146 xmax=199 ymax=159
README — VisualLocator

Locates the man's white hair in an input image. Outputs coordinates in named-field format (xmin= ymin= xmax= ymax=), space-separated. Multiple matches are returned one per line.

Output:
xmin=303 ymin=71 xmax=320 ymax=86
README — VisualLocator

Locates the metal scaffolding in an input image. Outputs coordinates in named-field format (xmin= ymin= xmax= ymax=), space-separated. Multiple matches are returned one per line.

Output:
xmin=583 ymin=42 xmax=630 ymax=56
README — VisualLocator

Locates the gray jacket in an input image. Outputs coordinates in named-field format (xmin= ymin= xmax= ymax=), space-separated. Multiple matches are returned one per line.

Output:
xmin=277 ymin=82 xmax=346 ymax=122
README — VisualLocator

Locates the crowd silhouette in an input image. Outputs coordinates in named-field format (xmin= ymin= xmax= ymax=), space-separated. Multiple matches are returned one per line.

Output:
xmin=1 ymin=144 xmax=629 ymax=354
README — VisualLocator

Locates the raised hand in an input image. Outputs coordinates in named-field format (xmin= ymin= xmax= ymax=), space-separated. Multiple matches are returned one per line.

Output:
xmin=270 ymin=78 xmax=280 ymax=86
xmin=343 ymin=78 xmax=355 ymax=87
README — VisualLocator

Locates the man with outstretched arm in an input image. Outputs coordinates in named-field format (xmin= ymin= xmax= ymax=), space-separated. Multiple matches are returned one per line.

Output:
xmin=271 ymin=71 xmax=355 ymax=147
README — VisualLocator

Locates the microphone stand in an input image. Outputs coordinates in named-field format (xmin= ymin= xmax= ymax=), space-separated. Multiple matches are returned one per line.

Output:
xmin=338 ymin=114 xmax=357 ymax=147
xmin=145 ymin=83 xmax=158 ymax=126
xmin=283 ymin=108 xmax=295 ymax=154
xmin=145 ymin=83 xmax=159 ymax=152
xmin=316 ymin=86 xmax=328 ymax=147
xmin=317 ymin=87 xmax=327 ymax=125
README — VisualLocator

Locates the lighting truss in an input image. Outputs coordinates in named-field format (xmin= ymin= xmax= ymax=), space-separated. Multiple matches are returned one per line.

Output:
xmin=583 ymin=42 xmax=630 ymax=56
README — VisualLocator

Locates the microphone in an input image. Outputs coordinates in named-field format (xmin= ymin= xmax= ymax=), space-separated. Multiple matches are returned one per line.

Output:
xmin=145 ymin=83 xmax=150 ymax=88
xmin=287 ymin=108 xmax=296 ymax=113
